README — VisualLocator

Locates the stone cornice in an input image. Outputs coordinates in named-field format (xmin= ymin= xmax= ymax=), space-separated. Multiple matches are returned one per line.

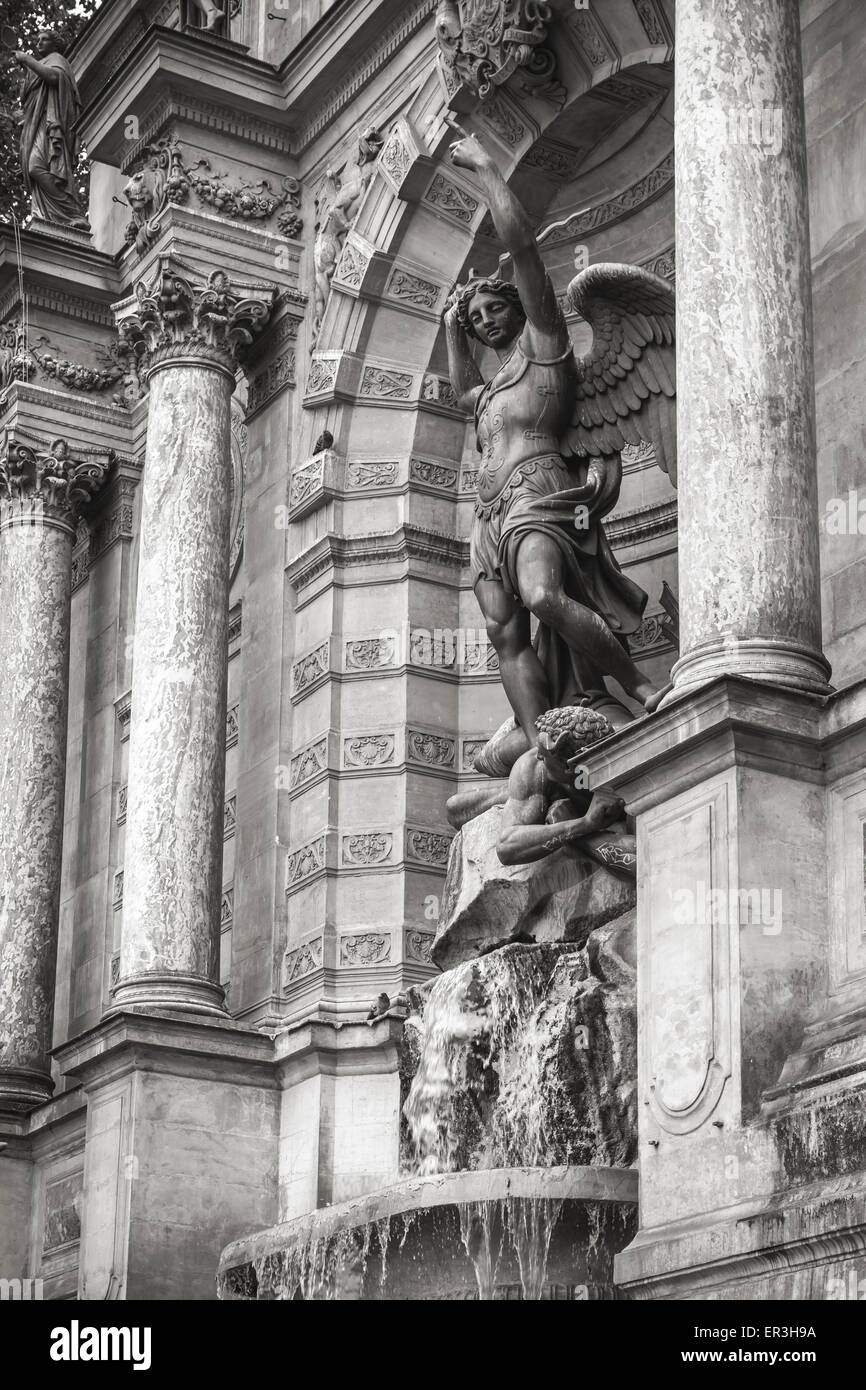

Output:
xmin=606 ymin=499 xmax=678 ymax=546
xmin=290 ymin=0 xmax=434 ymax=149
xmin=124 ymin=89 xmax=296 ymax=166
xmin=287 ymin=526 xmax=470 ymax=592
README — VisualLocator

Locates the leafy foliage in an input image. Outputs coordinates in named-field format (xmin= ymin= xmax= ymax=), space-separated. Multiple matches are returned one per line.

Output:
xmin=0 ymin=0 xmax=102 ymax=225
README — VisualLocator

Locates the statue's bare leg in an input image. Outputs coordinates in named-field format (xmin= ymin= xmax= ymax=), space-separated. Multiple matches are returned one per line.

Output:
xmin=514 ymin=533 xmax=659 ymax=708
xmin=475 ymin=577 xmax=550 ymax=745
xmin=190 ymin=0 xmax=225 ymax=31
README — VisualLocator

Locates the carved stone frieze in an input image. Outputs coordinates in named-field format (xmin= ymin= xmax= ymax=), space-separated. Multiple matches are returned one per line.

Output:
xmin=361 ymin=366 xmax=414 ymax=401
xmin=423 ymin=173 xmax=479 ymax=225
xmin=287 ymin=839 xmax=326 ymax=888
xmin=422 ymin=375 xmax=461 ymax=411
xmin=247 ymin=350 xmax=296 ymax=414
xmin=223 ymin=794 xmax=237 ymax=840
xmin=340 ymin=932 xmax=391 ymax=966
xmin=406 ymin=828 xmax=453 ymax=868
xmin=221 ymin=885 xmax=234 ymax=930
xmin=405 ymin=929 xmax=435 ymax=965
xmin=632 ymin=0 xmax=672 ymax=47
xmin=346 ymin=460 xmax=399 ymax=490
xmin=291 ymin=739 xmax=328 ymax=790
xmin=283 ymin=937 xmax=324 ymax=985
xmin=226 ymin=703 xmax=239 ymax=748
xmin=291 ymin=643 xmax=330 ymax=696
xmin=408 ymin=731 xmax=456 ymax=769
xmin=462 ymin=737 xmax=488 ymax=770
xmin=539 ymin=152 xmax=674 ymax=248
xmin=345 ymin=636 xmax=396 ymax=672
xmin=122 ymin=135 xmax=303 ymax=255
xmin=344 ymin=734 xmax=396 ymax=769
xmin=569 ymin=9 xmax=613 ymax=66
xmin=410 ymin=457 xmax=458 ymax=491
xmin=130 ymin=258 xmax=274 ymax=375
xmin=342 ymin=833 xmax=393 ymax=867
xmin=306 ymin=355 xmax=339 ymax=397
xmin=386 ymin=268 xmax=441 ymax=311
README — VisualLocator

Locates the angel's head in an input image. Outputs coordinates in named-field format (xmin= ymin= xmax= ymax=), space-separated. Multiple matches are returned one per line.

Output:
xmin=454 ymin=274 xmax=526 ymax=349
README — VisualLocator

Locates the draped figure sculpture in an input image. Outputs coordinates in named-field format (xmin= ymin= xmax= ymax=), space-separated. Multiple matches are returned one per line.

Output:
xmin=444 ymin=133 xmax=677 ymax=751
xmin=14 ymin=31 xmax=88 ymax=227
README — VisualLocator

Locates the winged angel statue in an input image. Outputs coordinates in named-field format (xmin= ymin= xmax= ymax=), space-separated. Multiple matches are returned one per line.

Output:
xmin=445 ymin=133 xmax=676 ymax=747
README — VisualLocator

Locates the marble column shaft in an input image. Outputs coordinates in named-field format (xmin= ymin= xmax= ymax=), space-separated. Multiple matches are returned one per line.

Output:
xmin=115 ymin=263 xmax=272 ymax=1015
xmin=0 ymin=439 xmax=109 ymax=1113
xmin=671 ymin=0 xmax=830 ymax=696
xmin=117 ymin=359 xmax=234 ymax=1013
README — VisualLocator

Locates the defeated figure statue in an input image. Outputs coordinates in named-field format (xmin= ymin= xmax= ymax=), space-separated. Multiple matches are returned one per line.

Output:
xmin=447 ymin=703 xmax=636 ymax=876
xmin=444 ymin=130 xmax=677 ymax=743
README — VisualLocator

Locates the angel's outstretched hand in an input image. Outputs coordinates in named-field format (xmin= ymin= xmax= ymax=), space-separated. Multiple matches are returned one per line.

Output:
xmin=449 ymin=133 xmax=492 ymax=174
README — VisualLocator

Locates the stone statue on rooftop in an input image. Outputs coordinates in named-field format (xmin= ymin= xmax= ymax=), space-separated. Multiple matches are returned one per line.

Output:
xmin=12 ymin=30 xmax=88 ymax=227
xmin=444 ymin=132 xmax=678 ymax=750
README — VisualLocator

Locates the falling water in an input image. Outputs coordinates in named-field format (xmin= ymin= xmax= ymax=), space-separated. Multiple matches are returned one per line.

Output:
xmin=403 ymin=944 xmax=582 ymax=1175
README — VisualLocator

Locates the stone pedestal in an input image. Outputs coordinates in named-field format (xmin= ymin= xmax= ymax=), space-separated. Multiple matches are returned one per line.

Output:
xmin=584 ymin=680 xmax=841 ymax=1295
xmin=669 ymin=0 xmax=830 ymax=700
xmin=55 ymin=1013 xmax=278 ymax=1300
xmin=114 ymin=262 xmax=272 ymax=1015
xmin=0 ymin=436 xmax=109 ymax=1114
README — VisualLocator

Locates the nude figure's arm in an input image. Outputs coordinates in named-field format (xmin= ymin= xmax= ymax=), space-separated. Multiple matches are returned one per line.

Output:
xmin=497 ymin=763 xmax=625 ymax=866
xmin=449 ymin=133 xmax=565 ymax=352
xmin=444 ymin=301 xmax=483 ymax=411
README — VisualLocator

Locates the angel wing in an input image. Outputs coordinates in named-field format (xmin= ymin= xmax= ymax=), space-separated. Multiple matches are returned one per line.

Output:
xmin=562 ymin=263 xmax=677 ymax=488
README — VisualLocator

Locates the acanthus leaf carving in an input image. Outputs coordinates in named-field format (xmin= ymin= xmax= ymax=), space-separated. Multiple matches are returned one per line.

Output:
xmin=130 ymin=257 xmax=274 ymax=374
xmin=0 ymin=434 xmax=112 ymax=528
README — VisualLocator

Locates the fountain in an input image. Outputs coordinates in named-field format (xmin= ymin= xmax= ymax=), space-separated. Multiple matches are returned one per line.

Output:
xmin=218 ymin=809 xmax=640 ymax=1301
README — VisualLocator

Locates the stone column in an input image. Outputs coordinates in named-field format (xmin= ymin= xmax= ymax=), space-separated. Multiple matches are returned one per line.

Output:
xmin=114 ymin=261 xmax=272 ymax=1015
xmin=669 ymin=0 xmax=831 ymax=698
xmin=0 ymin=435 xmax=109 ymax=1113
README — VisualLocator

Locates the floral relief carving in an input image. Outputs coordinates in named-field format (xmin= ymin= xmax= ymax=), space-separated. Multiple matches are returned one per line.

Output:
xmin=340 ymin=933 xmax=391 ymax=966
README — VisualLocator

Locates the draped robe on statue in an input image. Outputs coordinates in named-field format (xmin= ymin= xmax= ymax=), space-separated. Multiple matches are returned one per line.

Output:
xmin=19 ymin=52 xmax=86 ymax=224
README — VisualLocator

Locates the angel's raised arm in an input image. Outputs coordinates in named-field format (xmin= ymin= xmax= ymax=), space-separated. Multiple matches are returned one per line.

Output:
xmin=449 ymin=132 xmax=563 ymax=346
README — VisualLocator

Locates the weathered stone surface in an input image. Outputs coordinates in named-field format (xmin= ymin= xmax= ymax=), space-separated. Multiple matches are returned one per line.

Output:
xmin=433 ymin=805 xmax=635 ymax=970
xmin=0 ymin=438 xmax=109 ymax=1112
xmin=404 ymin=931 xmax=637 ymax=1176
xmin=219 ymin=1165 xmax=637 ymax=1301
xmin=669 ymin=0 xmax=830 ymax=698
xmin=117 ymin=361 xmax=234 ymax=1013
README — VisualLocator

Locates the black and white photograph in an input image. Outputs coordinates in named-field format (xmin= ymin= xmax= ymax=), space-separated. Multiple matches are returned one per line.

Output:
xmin=0 ymin=0 xmax=862 ymax=1357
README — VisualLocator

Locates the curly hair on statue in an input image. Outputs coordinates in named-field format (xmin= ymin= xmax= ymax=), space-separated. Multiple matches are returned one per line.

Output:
xmin=535 ymin=704 xmax=614 ymax=760
xmin=453 ymin=275 xmax=526 ymax=341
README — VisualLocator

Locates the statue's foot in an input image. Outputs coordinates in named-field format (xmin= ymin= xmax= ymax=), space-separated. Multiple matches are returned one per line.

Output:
xmin=643 ymin=682 xmax=673 ymax=714
xmin=204 ymin=3 xmax=224 ymax=30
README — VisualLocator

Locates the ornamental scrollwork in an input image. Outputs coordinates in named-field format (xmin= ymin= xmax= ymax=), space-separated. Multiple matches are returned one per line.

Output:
xmin=434 ymin=0 xmax=565 ymax=106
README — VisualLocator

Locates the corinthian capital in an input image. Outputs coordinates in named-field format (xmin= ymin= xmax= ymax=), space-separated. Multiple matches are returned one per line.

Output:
xmin=0 ymin=433 xmax=112 ymax=532
xmin=131 ymin=256 xmax=275 ymax=375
